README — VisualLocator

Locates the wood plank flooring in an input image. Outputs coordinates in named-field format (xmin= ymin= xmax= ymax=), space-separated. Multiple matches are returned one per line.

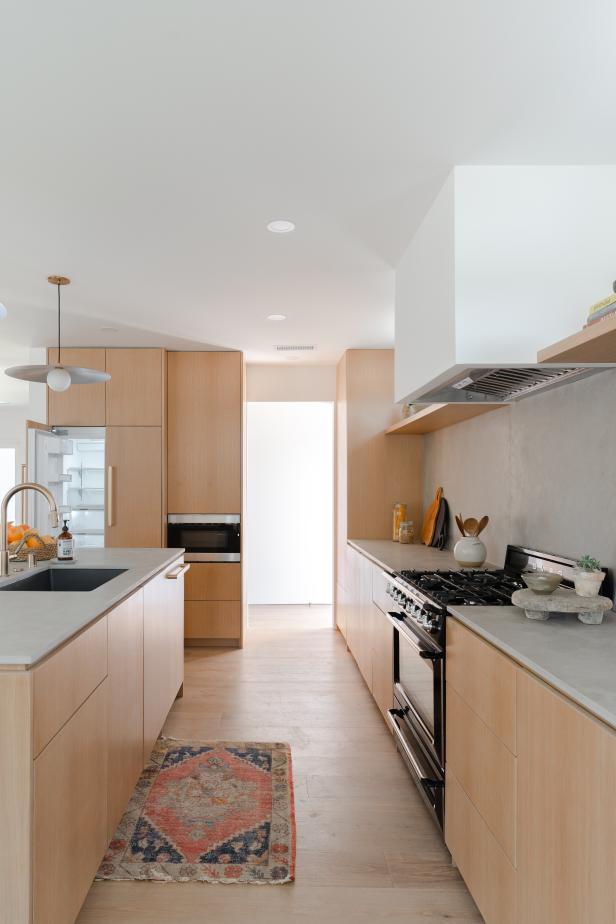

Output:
xmin=78 ymin=605 xmax=481 ymax=923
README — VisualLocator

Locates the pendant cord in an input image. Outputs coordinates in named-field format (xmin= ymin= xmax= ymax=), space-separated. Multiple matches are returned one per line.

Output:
xmin=57 ymin=283 xmax=61 ymax=365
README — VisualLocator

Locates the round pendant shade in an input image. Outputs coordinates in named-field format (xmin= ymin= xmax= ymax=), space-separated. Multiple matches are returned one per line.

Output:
xmin=5 ymin=364 xmax=111 ymax=385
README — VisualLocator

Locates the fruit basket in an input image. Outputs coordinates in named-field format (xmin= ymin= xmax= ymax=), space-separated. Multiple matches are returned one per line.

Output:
xmin=8 ymin=526 xmax=57 ymax=562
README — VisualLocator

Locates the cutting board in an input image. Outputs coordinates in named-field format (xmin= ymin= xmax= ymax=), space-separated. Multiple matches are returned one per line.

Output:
xmin=422 ymin=486 xmax=443 ymax=546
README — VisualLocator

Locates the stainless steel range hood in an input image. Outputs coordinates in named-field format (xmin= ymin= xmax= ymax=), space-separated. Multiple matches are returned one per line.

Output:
xmin=413 ymin=364 xmax=614 ymax=404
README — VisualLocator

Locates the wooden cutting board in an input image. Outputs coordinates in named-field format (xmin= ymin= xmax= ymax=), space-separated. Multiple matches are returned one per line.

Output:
xmin=422 ymin=486 xmax=443 ymax=546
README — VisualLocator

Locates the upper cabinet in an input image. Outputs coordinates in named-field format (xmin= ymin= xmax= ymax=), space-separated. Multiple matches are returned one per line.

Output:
xmin=47 ymin=348 xmax=107 ymax=426
xmin=395 ymin=166 xmax=616 ymax=403
xmin=167 ymin=351 xmax=242 ymax=513
xmin=47 ymin=347 xmax=165 ymax=427
xmin=105 ymin=349 xmax=165 ymax=426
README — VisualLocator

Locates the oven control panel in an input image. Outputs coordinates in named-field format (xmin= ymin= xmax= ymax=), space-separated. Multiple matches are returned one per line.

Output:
xmin=385 ymin=579 xmax=444 ymax=635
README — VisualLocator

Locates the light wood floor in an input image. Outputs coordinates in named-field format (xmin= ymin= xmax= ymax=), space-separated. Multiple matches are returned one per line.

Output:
xmin=78 ymin=605 xmax=481 ymax=923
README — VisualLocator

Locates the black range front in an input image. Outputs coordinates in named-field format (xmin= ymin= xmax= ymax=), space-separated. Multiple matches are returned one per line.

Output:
xmin=384 ymin=574 xmax=446 ymax=829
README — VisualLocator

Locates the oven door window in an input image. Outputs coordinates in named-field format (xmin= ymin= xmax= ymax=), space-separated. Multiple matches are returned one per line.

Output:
xmin=168 ymin=524 xmax=240 ymax=554
xmin=397 ymin=634 xmax=437 ymax=742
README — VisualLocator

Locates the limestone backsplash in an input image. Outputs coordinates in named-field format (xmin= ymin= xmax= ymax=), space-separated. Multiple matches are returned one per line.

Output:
xmin=423 ymin=368 xmax=616 ymax=573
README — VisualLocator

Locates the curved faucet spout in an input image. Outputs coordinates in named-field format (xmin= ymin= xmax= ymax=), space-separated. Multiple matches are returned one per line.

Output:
xmin=0 ymin=482 xmax=60 ymax=576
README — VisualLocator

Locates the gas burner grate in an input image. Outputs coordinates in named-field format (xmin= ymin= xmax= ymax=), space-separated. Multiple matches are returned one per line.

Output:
xmin=397 ymin=568 xmax=524 ymax=606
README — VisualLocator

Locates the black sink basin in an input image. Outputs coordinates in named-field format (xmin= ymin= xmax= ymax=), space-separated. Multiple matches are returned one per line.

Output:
xmin=0 ymin=567 xmax=127 ymax=592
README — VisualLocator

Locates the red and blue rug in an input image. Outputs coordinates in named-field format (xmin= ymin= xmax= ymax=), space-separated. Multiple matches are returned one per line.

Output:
xmin=97 ymin=738 xmax=296 ymax=884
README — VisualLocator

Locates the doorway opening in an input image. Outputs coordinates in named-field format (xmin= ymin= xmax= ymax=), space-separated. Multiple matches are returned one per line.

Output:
xmin=245 ymin=401 xmax=333 ymax=607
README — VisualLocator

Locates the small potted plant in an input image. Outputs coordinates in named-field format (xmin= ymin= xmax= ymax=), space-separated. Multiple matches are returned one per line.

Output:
xmin=574 ymin=555 xmax=604 ymax=597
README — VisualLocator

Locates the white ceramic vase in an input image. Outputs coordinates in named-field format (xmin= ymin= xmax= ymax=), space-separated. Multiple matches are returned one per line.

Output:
xmin=454 ymin=537 xmax=487 ymax=569
xmin=573 ymin=569 xmax=604 ymax=597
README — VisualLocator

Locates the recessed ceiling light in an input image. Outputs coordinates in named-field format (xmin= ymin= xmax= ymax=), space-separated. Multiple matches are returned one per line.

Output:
xmin=0 ymin=303 xmax=7 ymax=319
xmin=267 ymin=220 xmax=295 ymax=233
xmin=267 ymin=314 xmax=287 ymax=321
xmin=100 ymin=326 xmax=119 ymax=332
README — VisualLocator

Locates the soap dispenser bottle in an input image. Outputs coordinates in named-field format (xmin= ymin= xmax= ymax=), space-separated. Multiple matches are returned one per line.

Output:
xmin=57 ymin=519 xmax=74 ymax=561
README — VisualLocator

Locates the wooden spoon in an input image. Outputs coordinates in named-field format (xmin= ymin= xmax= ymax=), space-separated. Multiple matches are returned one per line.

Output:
xmin=455 ymin=514 xmax=466 ymax=536
xmin=463 ymin=517 xmax=479 ymax=537
xmin=476 ymin=515 xmax=489 ymax=536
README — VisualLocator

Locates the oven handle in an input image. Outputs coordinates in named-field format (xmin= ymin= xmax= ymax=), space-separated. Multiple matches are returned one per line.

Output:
xmin=386 ymin=612 xmax=443 ymax=661
xmin=388 ymin=709 xmax=443 ymax=791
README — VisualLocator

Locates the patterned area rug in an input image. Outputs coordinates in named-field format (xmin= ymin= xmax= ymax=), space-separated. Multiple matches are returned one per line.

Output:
xmin=97 ymin=738 xmax=296 ymax=884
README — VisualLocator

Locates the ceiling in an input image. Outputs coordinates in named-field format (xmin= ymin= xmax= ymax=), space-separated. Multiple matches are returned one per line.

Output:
xmin=1 ymin=0 xmax=616 ymax=366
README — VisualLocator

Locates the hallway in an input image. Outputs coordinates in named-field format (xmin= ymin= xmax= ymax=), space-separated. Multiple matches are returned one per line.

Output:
xmin=78 ymin=606 xmax=481 ymax=923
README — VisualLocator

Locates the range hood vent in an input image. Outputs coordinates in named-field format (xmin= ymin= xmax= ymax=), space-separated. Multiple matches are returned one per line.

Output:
xmin=417 ymin=365 xmax=611 ymax=404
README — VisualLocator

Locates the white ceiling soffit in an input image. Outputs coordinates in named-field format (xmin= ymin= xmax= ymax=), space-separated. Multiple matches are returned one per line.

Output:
xmin=1 ymin=0 xmax=615 ymax=363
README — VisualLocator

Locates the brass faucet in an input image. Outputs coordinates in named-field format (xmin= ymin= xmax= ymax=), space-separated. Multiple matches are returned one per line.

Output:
xmin=0 ymin=483 xmax=59 ymax=577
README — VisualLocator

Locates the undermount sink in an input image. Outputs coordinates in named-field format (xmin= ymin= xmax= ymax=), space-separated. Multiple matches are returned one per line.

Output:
xmin=0 ymin=567 xmax=127 ymax=592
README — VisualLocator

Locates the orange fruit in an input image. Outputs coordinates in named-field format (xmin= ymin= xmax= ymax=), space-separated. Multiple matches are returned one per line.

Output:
xmin=8 ymin=525 xmax=24 ymax=543
xmin=26 ymin=535 xmax=43 ymax=549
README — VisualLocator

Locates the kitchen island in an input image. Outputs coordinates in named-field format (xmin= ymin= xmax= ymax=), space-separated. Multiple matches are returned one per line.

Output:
xmin=0 ymin=548 xmax=188 ymax=924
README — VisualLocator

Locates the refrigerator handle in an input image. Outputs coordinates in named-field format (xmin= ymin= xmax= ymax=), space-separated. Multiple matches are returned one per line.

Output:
xmin=106 ymin=466 xmax=114 ymax=527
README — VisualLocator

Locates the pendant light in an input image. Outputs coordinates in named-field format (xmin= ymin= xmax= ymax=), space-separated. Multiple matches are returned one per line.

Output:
xmin=5 ymin=276 xmax=111 ymax=391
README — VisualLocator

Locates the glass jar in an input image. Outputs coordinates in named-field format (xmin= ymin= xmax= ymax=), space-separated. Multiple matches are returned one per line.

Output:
xmin=399 ymin=520 xmax=414 ymax=544
xmin=392 ymin=503 xmax=407 ymax=541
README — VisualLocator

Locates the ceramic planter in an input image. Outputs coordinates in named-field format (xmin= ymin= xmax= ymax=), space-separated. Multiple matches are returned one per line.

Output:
xmin=454 ymin=536 xmax=487 ymax=569
xmin=573 ymin=568 xmax=604 ymax=597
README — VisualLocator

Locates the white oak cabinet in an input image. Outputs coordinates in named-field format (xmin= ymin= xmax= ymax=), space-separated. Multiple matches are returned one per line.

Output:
xmin=446 ymin=618 xmax=616 ymax=924
xmin=0 ymin=557 xmax=185 ymax=924
xmin=344 ymin=544 xmax=393 ymax=724
xmin=143 ymin=561 xmax=186 ymax=760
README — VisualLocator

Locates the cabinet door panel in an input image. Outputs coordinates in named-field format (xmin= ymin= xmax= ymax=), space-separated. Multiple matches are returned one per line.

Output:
xmin=185 ymin=563 xmax=241 ymax=601
xmin=106 ymin=426 xmax=162 ymax=547
xmin=370 ymin=603 xmax=393 ymax=720
xmin=107 ymin=590 xmax=144 ymax=839
xmin=517 ymin=670 xmax=616 ymax=923
xmin=184 ymin=601 xmax=241 ymax=642
xmin=167 ymin=352 xmax=242 ymax=513
xmin=143 ymin=563 xmax=185 ymax=760
xmin=445 ymin=767 xmax=515 ymax=924
xmin=47 ymin=348 xmax=106 ymax=425
xmin=33 ymin=681 xmax=108 ymax=924
xmin=105 ymin=349 xmax=164 ymax=426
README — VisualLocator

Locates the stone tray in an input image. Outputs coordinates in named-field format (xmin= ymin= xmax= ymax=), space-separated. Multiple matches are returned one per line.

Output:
xmin=512 ymin=588 xmax=613 ymax=625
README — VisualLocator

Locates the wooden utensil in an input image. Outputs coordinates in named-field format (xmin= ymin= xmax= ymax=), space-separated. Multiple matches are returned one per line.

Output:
xmin=476 ymin=515 xmax=489 ymax=536
xmin=421 ymin=486 xmax=443 ymax=545
xmin=463 ymin=517 xmax=479 ymax=537
xmin=455 ymin=514 xmax=466 ymax=536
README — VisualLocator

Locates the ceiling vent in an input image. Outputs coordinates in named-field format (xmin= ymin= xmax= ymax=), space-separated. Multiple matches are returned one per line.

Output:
xmin=275 ymin=345 xmax=315 ymax=352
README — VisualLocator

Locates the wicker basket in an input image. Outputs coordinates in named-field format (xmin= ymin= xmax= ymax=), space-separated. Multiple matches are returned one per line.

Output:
xmin=10 ymin=531 xmax=58 ymax=563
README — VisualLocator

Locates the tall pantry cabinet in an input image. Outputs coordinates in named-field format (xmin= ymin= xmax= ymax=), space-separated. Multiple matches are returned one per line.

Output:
xmin=47 ymin=348 xmax=166 ymax=547
xmin=167 ymin=351 xmax=244 ymax=647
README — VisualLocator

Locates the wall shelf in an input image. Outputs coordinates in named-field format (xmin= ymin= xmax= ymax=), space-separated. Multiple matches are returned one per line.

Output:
xmin=538 ymin=313 xmax=616 ymax=363
xmin=386 ymin=402 xmax=504 ymax=435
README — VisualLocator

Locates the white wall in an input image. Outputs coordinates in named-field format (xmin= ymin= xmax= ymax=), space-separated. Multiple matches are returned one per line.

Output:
xmin=246 ymin=402 xmax=333 ymax=605
xmin=395 ymin=166 xmax=616 ymax=403
xmin=247 ymin=364 xmax=336 ymax=402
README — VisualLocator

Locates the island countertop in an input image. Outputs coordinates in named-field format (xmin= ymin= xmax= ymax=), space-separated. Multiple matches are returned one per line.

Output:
xmin=0 ymin=548 xmax=184 ymax=667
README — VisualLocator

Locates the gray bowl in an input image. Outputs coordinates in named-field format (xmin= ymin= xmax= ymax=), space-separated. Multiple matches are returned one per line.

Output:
xmin=522 ymin=571 xmax=562 ymax=595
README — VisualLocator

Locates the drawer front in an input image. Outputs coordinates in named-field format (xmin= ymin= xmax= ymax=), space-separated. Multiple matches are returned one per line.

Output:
xmin=185 ymin=601 xmax=241 ymax=642
xmin=446 ymin=684 xmax=516 ymax=863
xmin=33 ymin=680 xmax=108 ymax=924
xmin=372 ymin=565 xmax=392 ymax=615
xmin=185 ymin=562 xmax=241 ymax=601
xmin=445 ymin=767 xmax=516 ymax=924
xmin=33 ymin=616 xmax=108 ymax=757
xmin=447 ymin=618 xmax=516 ymax=753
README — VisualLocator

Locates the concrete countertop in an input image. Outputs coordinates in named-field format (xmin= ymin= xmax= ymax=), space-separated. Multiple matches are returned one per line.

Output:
xmin=348 ymin=538 xmax=478 ymax=574
xmin=449 ymin=604 xmax=616 ymax=732
xmin=0 ymin=548 xmax=184 ymax=667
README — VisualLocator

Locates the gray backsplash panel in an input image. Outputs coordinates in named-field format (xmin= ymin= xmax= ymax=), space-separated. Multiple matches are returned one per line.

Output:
xmin=423 ymin=368 xmax=616 ymax=570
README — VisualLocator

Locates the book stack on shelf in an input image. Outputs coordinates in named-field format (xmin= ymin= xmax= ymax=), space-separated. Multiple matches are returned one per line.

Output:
xmin=585 ymin=283 xmax=616 ymax=328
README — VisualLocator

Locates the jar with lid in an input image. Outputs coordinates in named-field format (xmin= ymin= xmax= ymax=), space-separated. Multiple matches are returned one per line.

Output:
xmin=399 ymin=520 xmax=415 ymax=544
xmin=392 ymin=502 xmax=407 ymax=542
